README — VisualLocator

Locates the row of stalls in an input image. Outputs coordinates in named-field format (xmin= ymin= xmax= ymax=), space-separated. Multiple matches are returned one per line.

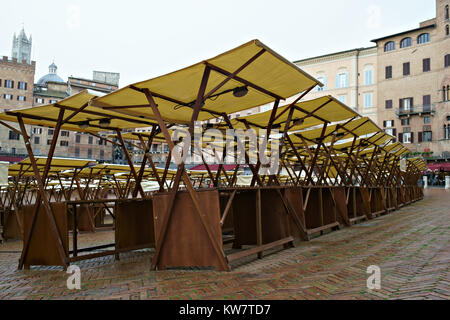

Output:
xmin=0 ymin=40 xmax=426 ymax=271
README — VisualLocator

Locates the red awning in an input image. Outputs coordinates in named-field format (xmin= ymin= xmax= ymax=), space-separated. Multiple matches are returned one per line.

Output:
xmin=190 ymin=164 xmax=237 ymax=172
xmin=0 ymin=155 xmax=26 ymax=164
xmin=427 ymin=162 xmax=450 ymax=171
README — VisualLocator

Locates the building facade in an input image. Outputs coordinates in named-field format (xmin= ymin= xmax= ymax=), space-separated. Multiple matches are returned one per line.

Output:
xmin=294 ymin=47 xmax=378 ymax=123
xmin=0 ymin=52 xmax=36 ymax=157
xmin=373 ymin=0 xmax=450 ymax=161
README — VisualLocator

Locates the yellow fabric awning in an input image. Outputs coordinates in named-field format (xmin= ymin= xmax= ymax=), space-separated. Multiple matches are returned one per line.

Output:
xmin=0 ymin=91 xmax=157 ymax=133
xmin=221 ymin=95 xmax=359 ymax=132
xmin=91 ymin=40 xmax=321 ymax=124
xmin=8 ymin=157 xmax=96 ymax=177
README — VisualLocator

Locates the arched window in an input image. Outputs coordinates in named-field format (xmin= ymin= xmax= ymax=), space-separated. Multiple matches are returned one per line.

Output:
xmin=384 ymin=41 xmax=395 ymax=52
xmin=400 ymin=37 xmax=412 ymax=48
xmin=446 ymin=25 xmax=449 ymax=36
xmin=417 ymin=33 xmax=430 ymax=44
xmin=446 ymin=5 xmax=449 ymax=20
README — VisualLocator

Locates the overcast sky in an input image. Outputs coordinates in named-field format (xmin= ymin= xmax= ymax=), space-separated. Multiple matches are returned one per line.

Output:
xmin=0 ymin=0 xmax=436 ymax=87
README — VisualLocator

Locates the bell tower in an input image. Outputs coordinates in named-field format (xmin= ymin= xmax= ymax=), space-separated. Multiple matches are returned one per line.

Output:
xmin=11 ymin=27 xmax=32 ymax=64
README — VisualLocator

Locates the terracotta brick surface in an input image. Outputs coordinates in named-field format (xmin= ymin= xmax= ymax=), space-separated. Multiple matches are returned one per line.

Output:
xmin=0 ymin=189 xmax=448 ymax=300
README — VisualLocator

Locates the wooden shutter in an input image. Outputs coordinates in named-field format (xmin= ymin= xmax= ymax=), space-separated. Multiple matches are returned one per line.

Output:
xmin=383 ymin=121 xmax=387 ymax=127
xmin=393 ymin=128 xmax=397 ymax=137
xmin=418 ymin=132 xmax=423 ymax=143
xmin=399 ymin=133 xmax=403 ymax=142
xmin=411 ymin=132 xmax=414 ymax=143
xmin=0 ymin=79 xmax=2 ymax=87
xmin=12 ymin=80 xmax=14 ymax=88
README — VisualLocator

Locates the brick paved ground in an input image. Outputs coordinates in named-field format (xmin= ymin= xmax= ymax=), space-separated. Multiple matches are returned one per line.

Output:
xmin=0 ymin=189 xmax=448 ymax=300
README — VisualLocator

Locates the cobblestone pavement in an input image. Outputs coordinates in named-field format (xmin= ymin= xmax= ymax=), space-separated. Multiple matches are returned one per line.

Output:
xmin=0 ymin=189 xmax=448 ymax=300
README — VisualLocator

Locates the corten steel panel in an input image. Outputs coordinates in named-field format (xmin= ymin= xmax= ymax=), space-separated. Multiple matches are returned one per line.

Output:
xmin=370 ymin=188 xmax=384 ymax=214
xmin=22 ymin=202 xmax=68 ymax=268
xmin=304 ymin=188 xmax=322 ymax=230
xmin=260 ymin=189 xmax=290 ymax=244
xmin=232 ymin=191 xmax=257 ymax=247
xmin=153 ymin=190 xmax=225 ymax=270
xmin=332 ymin=187 xmax=349 ymax=225
xmin=232 ymin=189 xmax=290 ymax=247
xmin=358 ymin=188 xmax=372 ymax=218
xmin=77 ymin=205 xmax=94 ymax=232
xmin=347 ymin=188 xmax=357 ymax=219
xmin=219 ymin=193 xmax=234 ymax=231
xmin=284 ymin=187 xmax=305 ymax=239
xmin=115 ymin=199 xmax=155 ymax=251
xmin=3 ymin=209 xmax=23 ymax=240
xmin=322 ymin=188 xmax=337 ymax=226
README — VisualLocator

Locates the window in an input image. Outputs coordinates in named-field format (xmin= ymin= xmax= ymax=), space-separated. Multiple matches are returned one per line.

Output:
xmin=60 ymin=141 xmax=69 ymax=147
xmin=424 ymin=116 xmax=431 ymax=124
xmin=36 ymin=98 xmax=44 ymax=104
xmin=48 ymin=129 xmax=54 ymax=135
xmin=338 ymin=95 xmax=347 ymax=104
xmin=75 ymin=148 xmax=80 ymax=157
xmin=4 ymin=94 xmax=13 ymax=100
xmin=88 ymin=136 xmax=93 ymax=144
xmin=385 ymin=66 xmax=392 ymax=79
xmin=88 ymin=149 xmax=92 ymax=158
xmin=447 ymin=25 xmax=449 ymax=36
xmin=423 ymin=95 xmax=431 ymax=111
xmin=445 ymin=124 xmax=450 ymax=140
xmin=384 ymin=120 xmax=394 ymax=127
xmin=61 ymin=131 xmax=69 ymax=137
xmin=423 ymin=58 xmax=431 ymax=72
xmin=100 ymin=150 xmax=104 ymax=160
xmin=9 ymin=131 xmax=20 ymax=140
xmin=17 ymin=96 xmax=26 ymax=101
xmin=5 ymin=80 xmax=13 ymax=88
xmin=400 ymin=37 xmax=412 ymax=48
xmin=385 ymin=100 xmax=393 ymax=109
xmin=11 ymin=148 xmax=16 ymax=155
xmin=47 ymin=140 xmax=52 ymax=145
xmin=34 ymin=136 xmax=40 ymax=144
xmin=417 ymin=33 xmax=430 ymax=44
xmin=446 ymin=5 xmax=449 ymax=20
xmin=76 ymin=135 xmax=81 ymax=143
xmin=401 ymin=118 xmax=410 ymax=126
xmin=401 ymin=132 xmax=413 ymax=144
xmin=49 ymin=99 xmax=58 ymax=104
xmin=400 ymin=98 xmax=413 ymax=111
xmin=364 ymin=68 xmax=373 ymax=85
xmin=445 ymin=54 xmax=450 ymax=68
xmin=32 ymin=128 xmax=42 ymax=134
xmin=384 ymin=41 xmax=395 ymax=52
xmin=98 ymin=139 xmax=104 ymax=145
xmin=18 ymin=82 xmax=27 ymax=90
xmin=444 ymin=85 xmax=450 ymax=101
xmin=336 ymin=72 xmax=349 ymax=88
xmin=315 ymin=76 xmax=326 ymax=92
xmin=421 ymin=131 xmax=432 ymax=142
xmin=364 ymin=93 xmax=373 ymax=108
xmin=403 ymin=62 xmax=410 ymax=76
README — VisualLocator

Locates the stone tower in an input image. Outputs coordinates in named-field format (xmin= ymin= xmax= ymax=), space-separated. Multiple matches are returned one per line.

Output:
xmin=11 ymin=28 xmax=32 ymax=64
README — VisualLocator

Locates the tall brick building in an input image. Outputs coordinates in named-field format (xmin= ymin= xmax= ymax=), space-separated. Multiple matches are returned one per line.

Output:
xmin=294 ymin=0 xmax=450 ymax=163
xmin=0 ymin=38 xmax=36 ymax=157
xmin=373 ymin=0 xmax=450 ymax=160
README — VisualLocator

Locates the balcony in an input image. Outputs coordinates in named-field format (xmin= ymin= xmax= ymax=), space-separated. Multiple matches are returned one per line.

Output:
xmin=396 ymin=104 xmax=436 ymax=117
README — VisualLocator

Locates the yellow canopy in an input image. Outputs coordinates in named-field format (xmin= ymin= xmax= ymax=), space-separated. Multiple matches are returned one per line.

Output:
xmin=0 ymin=90 xmax=157 ymax=133
xmin=8 ymin=157 xmax=96 ymax=177
xmin=92 ymin=40 xmax=320 ymax=124
xmin=221 ymin=95 xmax=359 ymax=132
xmin=288 ymin=117 xmax=381 ymax=147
